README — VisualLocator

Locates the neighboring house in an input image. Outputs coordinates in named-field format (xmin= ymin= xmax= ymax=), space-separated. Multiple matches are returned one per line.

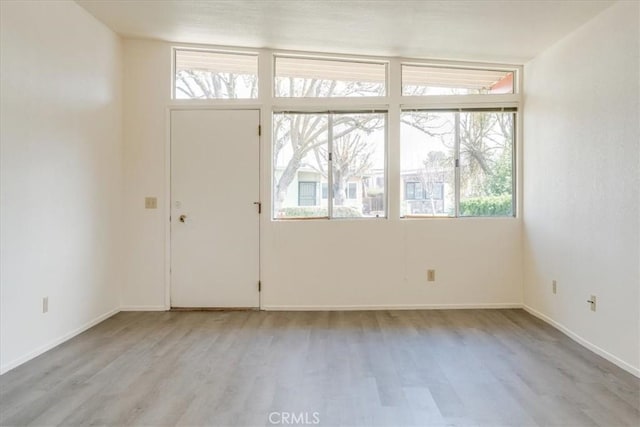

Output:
xmin=275 ymin=166 xmax=449 ymax=217
xmin=274 ymin=165 xmax=385 ymax=217
xmin=400 ymin=169 xmax=449 ymax=216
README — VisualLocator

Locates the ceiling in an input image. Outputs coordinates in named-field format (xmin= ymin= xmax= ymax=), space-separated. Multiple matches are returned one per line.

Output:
xmin=76 ymin=0 xmax=614 ymax=64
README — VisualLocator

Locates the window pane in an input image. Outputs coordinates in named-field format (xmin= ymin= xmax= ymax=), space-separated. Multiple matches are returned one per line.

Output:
xmin=273 ymin=113 xmax=329 ymax=218
xmin=459 ymin=112 xmax=514 ymax=217
xmin=400 ymin=112 xmax=456 ymax=216
xmin=332 ymin=113 xmax=386 ymax=218
xmin=402 ymin=64 xmax=513 ymax=96
xmin=275 ymin=56 xmax=386 ymax=97
xmin=175 ymin=50 xmax=258 ymax=99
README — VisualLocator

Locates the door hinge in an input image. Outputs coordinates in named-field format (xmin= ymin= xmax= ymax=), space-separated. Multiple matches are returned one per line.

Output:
xmin=258 ymin=280 xmax=262 ymax=292
xmin=328 ymin=152 xmax=333 ymax=161
xmin=455 ymin=158 xmax=460 ymax=168
xmin=258 ymin=125 xmax=262 ymax=136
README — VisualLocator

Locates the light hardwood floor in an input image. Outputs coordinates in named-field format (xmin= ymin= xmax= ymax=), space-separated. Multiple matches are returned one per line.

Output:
xmin=1 ymin=309 xmax=638 ymax=426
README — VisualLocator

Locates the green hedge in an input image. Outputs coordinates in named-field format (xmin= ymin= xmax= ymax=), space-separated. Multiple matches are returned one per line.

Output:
xmin=277 ymin=206 xmax=363 ymax=218
xmin=459 ymin=194 xmax=513 ymax=217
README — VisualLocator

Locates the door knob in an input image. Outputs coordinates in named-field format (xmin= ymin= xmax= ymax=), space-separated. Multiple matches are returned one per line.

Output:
xmin=179 ymin=214 xmax=187 ymax=223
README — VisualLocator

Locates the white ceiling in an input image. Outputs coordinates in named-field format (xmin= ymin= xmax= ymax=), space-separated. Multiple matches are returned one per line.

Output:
xmin=76 ymin=0 xmax=614 ymax=64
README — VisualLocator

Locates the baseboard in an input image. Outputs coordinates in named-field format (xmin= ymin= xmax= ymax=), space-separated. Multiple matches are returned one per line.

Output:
xmin=0 ymin=307 xmax=120 ymax=375
xmin=261 ymin=303 xmax=523 ymax=311
xmin=523 ymin=305 xmax=640 ymax=378
xmin=119 ymin=305 xmax=167 ymax=311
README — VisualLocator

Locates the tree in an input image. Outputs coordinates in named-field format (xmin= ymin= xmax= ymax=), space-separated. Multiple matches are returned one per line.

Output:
xmin=272 ymin=80 xmax=384 ymax=211
xmin=420 ymin=151 xmax=452 ymax=215
xmin=309 ymin=132 xmax=378 ymax=206
xmin=402 ymin=84 xmax=513 ymax=200
xmin=407 ymin=111 xmax=513 ymax=199
xmin=176 ymin=70 xmax=257 ymax=99
xmin=458 ymin=112 xmax=513 ymax=197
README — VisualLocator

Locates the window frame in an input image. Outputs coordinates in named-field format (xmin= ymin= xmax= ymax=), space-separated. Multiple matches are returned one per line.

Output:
xmin=273 ymin=54 xmax=389 ymax=99
xmin=169 ymin=45 xmax=521 ymax=221
xmin=271 ymin=110 xmax=389 ymax=221
xmin=400 ymin=107 xmax=517 ymax=218
xmin=400 ymin=63 xmax=515 ymax=97
xmin=172 ymin=47 xmax=260 ymax=100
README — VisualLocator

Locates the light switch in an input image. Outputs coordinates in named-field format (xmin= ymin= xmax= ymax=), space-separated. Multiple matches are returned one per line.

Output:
xmin=145 ymin=197 xmax=157 ymax=209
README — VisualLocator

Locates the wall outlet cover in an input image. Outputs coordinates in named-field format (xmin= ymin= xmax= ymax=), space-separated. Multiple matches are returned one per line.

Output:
xmin=145 ymin=197 xmax=157 ymax=209
xmin=427 ymin=269 xmax=436 ymax=282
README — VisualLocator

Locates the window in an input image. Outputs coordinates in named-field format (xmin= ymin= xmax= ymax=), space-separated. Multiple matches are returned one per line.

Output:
xmin=401 ymin=111 xmax=456 ymax=216
xmin=405 ymin=182 xmax=422 ymax=200
xmin=346 ymin=183 xmax=357 ymax=200
xmin=273 ymin=112 xmax=386 ymax=219
xmin=405 ymin=182 xmax=444 ymax=200
xmin=275 ymin=56 xmax=386 ymax=97
xmin=402 ymin=64 xmax=514 ymax=96
xmin=170 ymin=46 xmax=519 ymax=219
xmin=174 ymin=49 xmax=258 ymax=99
xmin=401 ymin=109 xmax=515 ymax=217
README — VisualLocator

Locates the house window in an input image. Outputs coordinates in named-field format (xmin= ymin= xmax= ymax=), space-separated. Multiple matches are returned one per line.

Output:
xmin=273 ymin=112 xmax=386 ymax=219
xmin=401 ymin=109 xmax=515 ymax=217
xmin=405 ymin=182 xmax=444 ymax=200
xmin=275 ymin=56 xmax=387 ymax=97
xmin=321 ymin=183 xmax=328 ymax=199
xmin=402 ymin=64 xmax=514 ymax=96
xmin=298 ymin=182 xmax=317 ymax=206
xmin=346 ymin=183 xmax=357 ymax=199
xmin=174 ymin=49 xmax=258 ymax=99
xmin=405 ymin=182 xmax=423 ymax=200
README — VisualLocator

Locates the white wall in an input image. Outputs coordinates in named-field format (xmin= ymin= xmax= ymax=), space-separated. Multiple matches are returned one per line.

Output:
xmin=121 ymin=39 xmax=523 ymax=311
xmin=0 ymin=1 xmax=123 ymax=373
xmin=523 ymin=1 xmax=639 ymax=375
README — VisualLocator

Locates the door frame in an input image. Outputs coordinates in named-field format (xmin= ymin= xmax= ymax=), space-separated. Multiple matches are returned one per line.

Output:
xmin=164 ymin=106 xmax=262 ymax=310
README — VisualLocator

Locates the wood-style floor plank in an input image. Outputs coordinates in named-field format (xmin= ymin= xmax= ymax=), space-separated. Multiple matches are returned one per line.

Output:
xmin=0 ymin=309 xmax=638 ymax=426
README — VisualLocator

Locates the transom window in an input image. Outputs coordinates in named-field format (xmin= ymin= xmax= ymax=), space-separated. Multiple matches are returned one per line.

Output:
xmin=174 ymin=49 xmax=258 ymax=99
xmin=402 ymin=64 xmax=514 ymax=96
xmin=275 ymin=56 xmax=387 ymax=98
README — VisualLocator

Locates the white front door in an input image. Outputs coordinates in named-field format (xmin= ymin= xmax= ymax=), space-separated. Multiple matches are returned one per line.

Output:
xmin=170 ymin=109 xmax=260 ymax=308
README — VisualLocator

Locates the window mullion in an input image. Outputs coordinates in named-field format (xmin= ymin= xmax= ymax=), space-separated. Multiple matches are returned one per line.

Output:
xmin=454 ymin=112 xmax=461 ymax=218
xmin=327 ymin=113 xmax=334 ymax=219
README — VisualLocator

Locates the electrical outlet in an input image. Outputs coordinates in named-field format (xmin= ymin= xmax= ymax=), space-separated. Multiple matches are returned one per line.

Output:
xmin=552 ymin=280 xmax=557 ymax=294
xmin=588 ymin=295 xmax=597 ymax=312
xmin=42 ymin=297 xmax=48 ymax=314
xmin=145 ymin=197 xmax=157 ymax=209
xmin=427 ymin=269 xmax=436 ymax=282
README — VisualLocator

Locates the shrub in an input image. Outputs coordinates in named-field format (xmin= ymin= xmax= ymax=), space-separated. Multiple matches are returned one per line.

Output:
xmin=459 ymin=194 xmax=512 ymax=216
